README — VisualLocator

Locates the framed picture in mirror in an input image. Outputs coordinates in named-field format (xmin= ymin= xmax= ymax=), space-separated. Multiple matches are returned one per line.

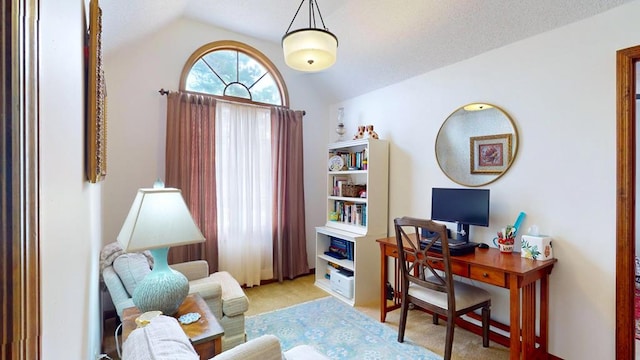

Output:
xmin=470 ymin=133 xmax=512 ymax=174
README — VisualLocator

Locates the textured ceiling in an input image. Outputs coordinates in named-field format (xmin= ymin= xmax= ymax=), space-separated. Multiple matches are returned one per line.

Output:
xmin=100 ymin=0 xmax=633 ymax=101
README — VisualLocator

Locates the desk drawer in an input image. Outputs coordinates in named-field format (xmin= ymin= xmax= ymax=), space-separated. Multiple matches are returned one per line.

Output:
xmin=427 ymin=259 xmax=469 ymax=277
xmin=470 ymin=265 xmax=506 ymax=287
xmin=384 ymin=245 xmax=399 ymax=257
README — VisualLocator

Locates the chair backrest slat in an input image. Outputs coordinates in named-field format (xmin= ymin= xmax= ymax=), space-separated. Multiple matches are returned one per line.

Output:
xmin=393 ymin=216 xmax=455 ymax=301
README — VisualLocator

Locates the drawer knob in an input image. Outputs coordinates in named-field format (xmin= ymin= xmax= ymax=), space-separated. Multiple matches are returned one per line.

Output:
xmin=483 ymin=273 xmax=489 ymax=278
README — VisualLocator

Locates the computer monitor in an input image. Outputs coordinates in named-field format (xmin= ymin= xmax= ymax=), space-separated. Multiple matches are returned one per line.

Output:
xmin=431 ymin=188 xmax=490 ymax=242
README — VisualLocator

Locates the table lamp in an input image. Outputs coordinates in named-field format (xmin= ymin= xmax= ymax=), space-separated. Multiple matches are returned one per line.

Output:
xmin=117 ymin=186 xmax=205 ymax=315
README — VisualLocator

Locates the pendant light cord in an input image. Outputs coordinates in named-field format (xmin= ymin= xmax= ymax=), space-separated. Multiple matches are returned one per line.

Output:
xmin=285 ymin=0 xmax=329 ymax=34
xmin=285 ymin=0 xmax=306 ymax=33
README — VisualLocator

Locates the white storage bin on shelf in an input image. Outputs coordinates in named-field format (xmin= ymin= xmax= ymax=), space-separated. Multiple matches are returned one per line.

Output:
xmin=315 ymin=138 xmax=389 ymax=306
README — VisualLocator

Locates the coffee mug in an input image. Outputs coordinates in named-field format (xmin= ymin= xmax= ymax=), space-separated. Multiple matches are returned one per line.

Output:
xmin=493 ymin=237 xmax=514 ymax=253
xmin=497 ymin=242 xmax=514 ymax=253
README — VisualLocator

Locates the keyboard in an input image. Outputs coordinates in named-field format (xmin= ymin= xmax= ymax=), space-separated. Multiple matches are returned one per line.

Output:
xmin=421 ymin=238 xmax=478 ymax=255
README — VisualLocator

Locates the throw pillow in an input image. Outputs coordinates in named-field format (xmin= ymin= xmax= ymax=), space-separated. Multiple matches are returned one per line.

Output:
xmin=122 ymin=316 xmax=198 ymax=359
xmin=113 ymin=253 xmax=152 ymax=297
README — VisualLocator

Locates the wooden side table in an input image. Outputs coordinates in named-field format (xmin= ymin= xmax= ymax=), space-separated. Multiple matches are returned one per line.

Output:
xmin=122 ymin=293 xmax=224 ymax=359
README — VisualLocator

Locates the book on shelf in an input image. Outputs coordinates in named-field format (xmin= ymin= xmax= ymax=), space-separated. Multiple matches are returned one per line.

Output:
xmin=329 ymin=149 xmax=368 ymax=170
xmin=326 ymin=237 xmax=354 ymax=261
xmin=332 ymin=175 xmax=349 ymax=196
xmin=331 ymin=201 xmax=367 ymax=226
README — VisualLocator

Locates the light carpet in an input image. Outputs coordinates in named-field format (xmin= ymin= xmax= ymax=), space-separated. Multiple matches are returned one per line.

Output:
xmin=246 ymin=296 xmax=442 ymax=360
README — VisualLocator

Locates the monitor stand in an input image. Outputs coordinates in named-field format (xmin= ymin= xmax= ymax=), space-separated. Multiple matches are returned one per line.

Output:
xmin=456 ymin=222 xmax=470 ymax=242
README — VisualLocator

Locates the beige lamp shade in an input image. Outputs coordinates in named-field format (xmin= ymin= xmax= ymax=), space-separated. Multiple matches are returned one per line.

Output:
xmin=117 ymin=188 xmax=205 ymax=252
xmin=282 ymin=29 xmax=338 ymax=72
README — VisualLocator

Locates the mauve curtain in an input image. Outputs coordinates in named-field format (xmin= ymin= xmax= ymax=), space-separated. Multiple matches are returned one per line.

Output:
xmin=271 ymin=107 xmax=309 ymax=281
xmin=165 ymin=91 xmax=218 ymax=271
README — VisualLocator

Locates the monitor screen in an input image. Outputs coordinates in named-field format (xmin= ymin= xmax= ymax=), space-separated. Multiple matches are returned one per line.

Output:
xmin=431 ymin=188 xmax=490 ymax=242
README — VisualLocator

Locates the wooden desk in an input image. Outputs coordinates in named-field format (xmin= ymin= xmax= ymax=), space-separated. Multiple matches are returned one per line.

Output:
xmin=122 ymin=293 xmax=225 ymax=359
xmin=377 ymin=236 xmax=557 ymax=360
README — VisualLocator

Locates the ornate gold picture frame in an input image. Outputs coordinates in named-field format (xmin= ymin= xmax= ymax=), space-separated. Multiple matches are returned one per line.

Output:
xmin=86 ymin=0 xmax=107 ymax=183
xmin=470 ymin=133 xmax=512 ymax=174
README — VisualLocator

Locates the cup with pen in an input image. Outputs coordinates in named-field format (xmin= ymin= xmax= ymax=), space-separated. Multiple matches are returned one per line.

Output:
xmin=493 ymin=225 xmax=516 ymax=253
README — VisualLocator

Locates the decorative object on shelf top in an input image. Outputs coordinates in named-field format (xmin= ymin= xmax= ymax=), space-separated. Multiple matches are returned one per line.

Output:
xmin=354 ymin=125 xmax=378 ymax=140
xmin=336 ymin=107 xmax=346 ymax=141
xmin=365 ymin=125 xmax=378 ymax=139
xmin=282 ymin=0 xmax=338 ymax=72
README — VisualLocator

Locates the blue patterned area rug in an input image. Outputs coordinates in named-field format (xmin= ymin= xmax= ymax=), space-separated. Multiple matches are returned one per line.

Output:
xmin=246 ymin=296 xmax=442 ymax=360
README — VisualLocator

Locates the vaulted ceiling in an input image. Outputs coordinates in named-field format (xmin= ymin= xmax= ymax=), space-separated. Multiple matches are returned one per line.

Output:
xmin=100 ymin=0 xmax=633 ymax=101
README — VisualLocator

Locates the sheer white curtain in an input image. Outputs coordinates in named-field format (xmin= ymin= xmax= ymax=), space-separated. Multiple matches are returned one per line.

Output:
xmin=215 ymin=101 xmax=273 ymax=287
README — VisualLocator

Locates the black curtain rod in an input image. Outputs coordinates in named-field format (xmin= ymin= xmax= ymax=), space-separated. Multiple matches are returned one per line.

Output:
xmin=158 ymin=88 xmax=305 ymax=115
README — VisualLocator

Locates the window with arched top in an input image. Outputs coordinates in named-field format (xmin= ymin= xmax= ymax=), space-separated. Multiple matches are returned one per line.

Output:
xmin=180 ymin=40 xmax=289 ymax=107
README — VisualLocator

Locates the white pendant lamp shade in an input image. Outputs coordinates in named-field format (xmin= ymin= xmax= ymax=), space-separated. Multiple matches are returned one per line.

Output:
xmin=283 ymin=28 xmax=338 ymax=72
xmin=282 ymin=0 xmax=338 ymax=72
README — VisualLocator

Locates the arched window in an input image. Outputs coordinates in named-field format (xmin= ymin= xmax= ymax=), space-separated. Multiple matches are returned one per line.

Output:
xmin=180 ymin=40 xmax=289 ymax=107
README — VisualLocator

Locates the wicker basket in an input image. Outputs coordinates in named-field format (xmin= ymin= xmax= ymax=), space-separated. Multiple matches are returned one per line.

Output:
xmin=341 ymin=184 xmax=366 ymax=198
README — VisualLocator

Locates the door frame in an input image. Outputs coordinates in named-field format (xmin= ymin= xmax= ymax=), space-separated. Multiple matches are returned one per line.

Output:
xmin=616 ymin=45 xmax=640 ymax=360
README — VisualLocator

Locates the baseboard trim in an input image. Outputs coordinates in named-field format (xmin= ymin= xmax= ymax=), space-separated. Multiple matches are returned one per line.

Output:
xmin=242 ymin=268 xmax=315 ymax=288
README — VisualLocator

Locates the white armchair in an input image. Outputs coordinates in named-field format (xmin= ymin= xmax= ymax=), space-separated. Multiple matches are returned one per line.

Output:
xmin=100 ymin=242 xmax=249 ymax=351
xmin=122 ymin=316 xmax=328 ymax=360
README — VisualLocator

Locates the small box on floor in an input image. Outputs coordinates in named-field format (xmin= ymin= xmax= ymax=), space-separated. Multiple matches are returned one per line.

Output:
xmin=521 ymin=235 xmax=553 ymax=260
xmin=330 ymin=268 xmax=354 ymax=299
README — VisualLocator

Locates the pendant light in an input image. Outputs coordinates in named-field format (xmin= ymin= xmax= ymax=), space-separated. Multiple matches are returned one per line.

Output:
xmin=282 ymin=0 xmax=338 ymax=72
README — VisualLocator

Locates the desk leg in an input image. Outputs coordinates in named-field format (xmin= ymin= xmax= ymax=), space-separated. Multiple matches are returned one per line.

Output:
xmin=521 ymin=282 xmax=536 ymax=359
xmin=509 ymin=276 xmax=521 ymax=360
xmin=539 ymin=274 xmax=550 ymax=355
xmin=379 ymin=243 xmax=388 ymax=322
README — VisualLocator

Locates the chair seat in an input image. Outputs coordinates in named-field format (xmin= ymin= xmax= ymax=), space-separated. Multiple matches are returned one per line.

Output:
xmin=409 ymin=278 xmax=490 ymax=310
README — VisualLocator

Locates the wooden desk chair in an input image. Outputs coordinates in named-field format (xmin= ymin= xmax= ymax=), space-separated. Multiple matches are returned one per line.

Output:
xmin=393 ymin=217 xmax=491 ymax=360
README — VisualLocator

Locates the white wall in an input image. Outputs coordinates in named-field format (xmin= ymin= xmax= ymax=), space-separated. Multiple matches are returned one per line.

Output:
xmin=103 ymin=17 xmax=331 ymax=269
xmin=327 ymin=2 xmax=640 ymax=358
xmin=40 ymin=0 xmax=103 ymax=358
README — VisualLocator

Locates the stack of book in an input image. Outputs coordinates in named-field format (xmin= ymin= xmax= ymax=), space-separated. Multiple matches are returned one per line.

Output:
xmin=332 ymin=201 xmax=367 ymax=226
xmin=324 ymin=237 xmax=354 ymax=260
xmin=331 ymin=149 xmax=368 ymax=170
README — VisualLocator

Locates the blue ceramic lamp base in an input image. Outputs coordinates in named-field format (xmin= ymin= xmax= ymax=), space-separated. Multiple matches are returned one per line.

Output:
xmin=132 ymin=247 xmax=189 ymax=315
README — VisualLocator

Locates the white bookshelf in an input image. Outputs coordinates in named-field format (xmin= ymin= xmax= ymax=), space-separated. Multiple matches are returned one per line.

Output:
xmin=315 ymin=138 xmax=389 ymax=306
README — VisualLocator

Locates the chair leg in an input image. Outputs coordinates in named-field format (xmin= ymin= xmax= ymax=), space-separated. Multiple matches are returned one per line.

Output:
xmin=444 ymin=318 xmax=454 ymax=360
xmin=432 ymin=312 xmax=439 ymax=325
xmin=397 ymin=298 xmax=409 ymax=343
xmin=482 ymin=305 xmax=490 ymax=348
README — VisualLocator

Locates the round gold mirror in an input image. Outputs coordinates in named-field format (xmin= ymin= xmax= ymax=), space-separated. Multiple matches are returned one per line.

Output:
xmin=435 ymin=103 xmax=519 ymax=187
